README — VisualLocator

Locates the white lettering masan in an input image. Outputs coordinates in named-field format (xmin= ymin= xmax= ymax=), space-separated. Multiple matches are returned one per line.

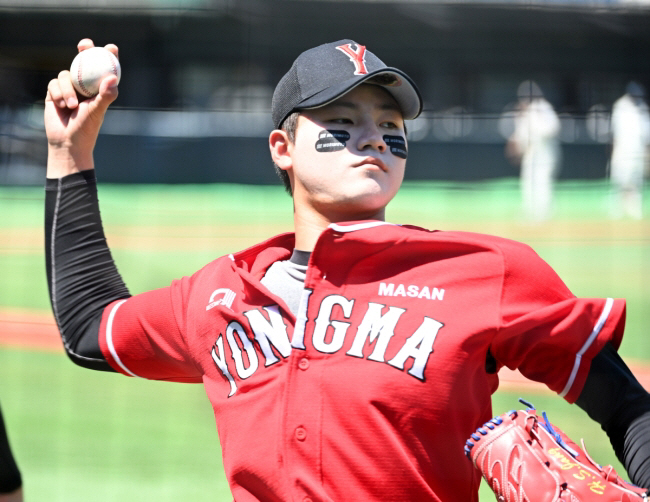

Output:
xmin=211 ymin=295 xmax=445 ymax=397
xmin=378 ymin=282 xmax=445 ymax=301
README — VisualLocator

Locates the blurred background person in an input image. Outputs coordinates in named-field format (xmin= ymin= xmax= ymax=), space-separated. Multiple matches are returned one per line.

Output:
xmin=0 ymin=403 xmax=22 ymax=502
xmin=506 ymin=80 xmax=561 ymax=223
xmin=609 ymin=81 xmax=650 ymax=220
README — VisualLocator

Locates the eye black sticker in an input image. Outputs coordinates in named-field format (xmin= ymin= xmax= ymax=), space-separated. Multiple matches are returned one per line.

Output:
xmin=315 ymin=130 xmax=350 ymax=152
xmin=384 ymin=135 xmax=408 ymax=159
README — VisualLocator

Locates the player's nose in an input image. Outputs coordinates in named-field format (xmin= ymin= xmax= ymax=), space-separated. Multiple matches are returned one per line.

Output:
xmin=357 ymin=122 xmax=387 ymax=153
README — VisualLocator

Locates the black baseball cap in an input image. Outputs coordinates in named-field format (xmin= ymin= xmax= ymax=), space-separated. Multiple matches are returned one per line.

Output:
xmin=272 ymin=39 xmax=422 ymax=129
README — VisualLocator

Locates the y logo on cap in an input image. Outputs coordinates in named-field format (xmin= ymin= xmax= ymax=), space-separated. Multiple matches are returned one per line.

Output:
xmin=336 ymin=43 xmax=368 ymax=75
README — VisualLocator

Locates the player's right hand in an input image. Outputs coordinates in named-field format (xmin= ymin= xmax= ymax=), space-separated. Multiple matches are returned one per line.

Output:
xmin=45 ymin=39 xmax=120 ymax=177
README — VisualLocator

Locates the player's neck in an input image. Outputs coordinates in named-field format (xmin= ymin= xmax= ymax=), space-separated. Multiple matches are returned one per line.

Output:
xmin=293 ymin=204 xmax=385 ymax=251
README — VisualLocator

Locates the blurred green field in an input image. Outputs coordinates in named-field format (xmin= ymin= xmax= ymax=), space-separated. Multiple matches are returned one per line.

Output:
xmin=1 ymin=178 xmax=648 ymax=501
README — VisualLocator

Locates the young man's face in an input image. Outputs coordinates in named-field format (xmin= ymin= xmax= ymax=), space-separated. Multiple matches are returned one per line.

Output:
xmin=286 ymin=84 xmax=408 ymax=222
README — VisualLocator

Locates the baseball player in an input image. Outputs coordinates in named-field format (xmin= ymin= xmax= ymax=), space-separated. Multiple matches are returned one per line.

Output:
xmin=44 ymin=38 xmax=650 ymax=501
xmin=507 ymin=80 xmax=561 ymax=222
xmin=0 ymin=403 xmax=23 ymax=502
xmin=609 ymin=81 xmax=650 ymax=220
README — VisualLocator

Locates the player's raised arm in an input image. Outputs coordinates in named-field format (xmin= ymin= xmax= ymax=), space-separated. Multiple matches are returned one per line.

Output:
xmin=44 ymin=39 xmax=128 ymax=372
xmin=45 ymin=39 xmax=119 ymax=178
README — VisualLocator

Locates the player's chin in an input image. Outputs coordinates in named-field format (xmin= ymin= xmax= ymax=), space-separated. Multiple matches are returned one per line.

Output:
xmin=361 ymin=176 xmax=401 ymax=202
xmin=337 ymin=184 xmax=398 ymax=214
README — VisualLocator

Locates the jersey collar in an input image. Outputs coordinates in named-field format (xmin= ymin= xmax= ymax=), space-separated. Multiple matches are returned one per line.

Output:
xmin=327 ymin=220 xmax=397 ymax=233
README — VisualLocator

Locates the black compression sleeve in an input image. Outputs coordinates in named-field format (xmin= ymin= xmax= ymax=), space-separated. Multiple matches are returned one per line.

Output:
xmin=576 ymin=342 xmax=650 ymax=488
xmin=0 ymin=403 xmax=21 ymax=494
xmin=45 ymin=170 xmax=130 ymax=371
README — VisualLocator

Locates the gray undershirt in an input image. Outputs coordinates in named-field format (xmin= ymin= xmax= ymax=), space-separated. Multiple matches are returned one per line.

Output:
xmin=260 ymin=250 xmax=310 ymax=316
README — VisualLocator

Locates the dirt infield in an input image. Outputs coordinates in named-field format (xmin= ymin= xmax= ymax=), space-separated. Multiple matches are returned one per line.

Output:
xmin=3 ymin=306 xmax=650 ymax=393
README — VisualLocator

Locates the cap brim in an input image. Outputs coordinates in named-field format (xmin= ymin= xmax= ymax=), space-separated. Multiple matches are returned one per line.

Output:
xmin=296 ymin=68 xmax=422 ymax=120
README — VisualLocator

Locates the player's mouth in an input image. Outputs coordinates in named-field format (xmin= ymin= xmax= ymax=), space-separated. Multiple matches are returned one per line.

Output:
xmin=354 ymin=157 xmax=388 ymax=172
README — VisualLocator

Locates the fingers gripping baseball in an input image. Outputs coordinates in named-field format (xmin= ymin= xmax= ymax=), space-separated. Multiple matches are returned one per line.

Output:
xmin=44 ymin=39 xmax=121 ymax=177
xmin=45 ymin=39 xmax=118 ymax=165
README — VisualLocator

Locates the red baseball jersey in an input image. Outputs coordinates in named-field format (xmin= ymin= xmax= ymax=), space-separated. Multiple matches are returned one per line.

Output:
xmin=98 ymin=221 xmax=625 ymax=501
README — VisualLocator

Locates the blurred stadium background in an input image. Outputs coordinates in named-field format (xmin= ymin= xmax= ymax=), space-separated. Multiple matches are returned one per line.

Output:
xmin=0 ymin=0 xmax=649 ymax=500
xmin=1 ymin=0 xmax=650 ymax=184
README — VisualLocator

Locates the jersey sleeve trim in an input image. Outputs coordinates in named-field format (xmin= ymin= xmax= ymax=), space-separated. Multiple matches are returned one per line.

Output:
xmin=560 ymin=297 xmax=614 ymax=398
xmin=105 ymin=299 xmax=141 ymax=378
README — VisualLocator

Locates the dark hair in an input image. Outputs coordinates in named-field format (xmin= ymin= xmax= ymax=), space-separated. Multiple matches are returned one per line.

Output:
xmin=273 ymin=111 xmax=300 ymax=195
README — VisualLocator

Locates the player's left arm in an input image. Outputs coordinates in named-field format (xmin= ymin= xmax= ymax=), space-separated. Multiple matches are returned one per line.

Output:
xmin=577 ymin=342 xmax=650 ymax=488
xmin=492 ymin=238 xmax=650 ymax=487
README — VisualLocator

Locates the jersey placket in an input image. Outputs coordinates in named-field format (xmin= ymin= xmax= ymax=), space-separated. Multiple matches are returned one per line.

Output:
xmin=281 ymin=243 xmax=337 ymax=502
xmin=282 ymin=348 xmax=325 ymax=501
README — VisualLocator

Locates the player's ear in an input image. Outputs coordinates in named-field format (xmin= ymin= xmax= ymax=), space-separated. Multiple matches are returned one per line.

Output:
xmin=269 ymin=129 xmax=293 ymax=171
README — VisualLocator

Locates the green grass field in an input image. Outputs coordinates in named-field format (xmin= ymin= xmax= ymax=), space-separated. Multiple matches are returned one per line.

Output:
xmin=1 ymin=178 xmax=648 ymax=501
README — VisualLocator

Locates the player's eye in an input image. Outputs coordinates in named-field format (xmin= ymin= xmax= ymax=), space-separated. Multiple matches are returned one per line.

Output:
xmin=330 ymin=117 xmax=353 ymax=125
xmin=381 ymin=121 xmax=400 ymax=130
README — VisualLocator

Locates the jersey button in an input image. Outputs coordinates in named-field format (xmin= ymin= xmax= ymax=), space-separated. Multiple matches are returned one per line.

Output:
xmin=298 ymin=358 xmax=310 ymax=370
xmin=303 ymin=497 xmax=313 ymax=502
xmin=295 ymin=426 xmax=307 ymax=441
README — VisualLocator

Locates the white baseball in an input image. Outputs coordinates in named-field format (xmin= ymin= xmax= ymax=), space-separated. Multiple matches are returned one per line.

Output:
xmin=69 ymin=47 xmax=121 ymax=98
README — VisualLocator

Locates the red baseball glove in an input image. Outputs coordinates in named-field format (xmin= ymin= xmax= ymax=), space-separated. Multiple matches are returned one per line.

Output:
xmin=465 ymin=400 xmax=648 ymax=501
